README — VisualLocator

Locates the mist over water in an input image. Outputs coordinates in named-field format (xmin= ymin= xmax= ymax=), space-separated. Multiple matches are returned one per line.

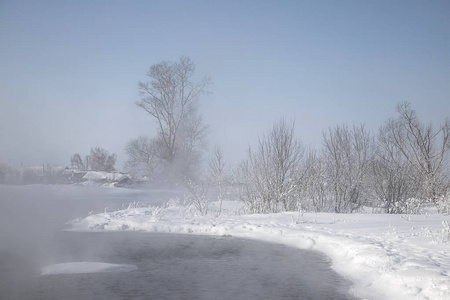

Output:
xmin=0 ymin=185 xmax=357 ymax=299
xmin=0 ymin=185 xmax=150 ymax=296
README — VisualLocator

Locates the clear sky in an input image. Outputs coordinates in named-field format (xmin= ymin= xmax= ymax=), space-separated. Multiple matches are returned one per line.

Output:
xmin=1 ymin=0 xmax=449 ymax=169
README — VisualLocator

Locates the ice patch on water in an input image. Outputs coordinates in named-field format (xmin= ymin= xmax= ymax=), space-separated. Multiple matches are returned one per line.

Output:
xmin=41 ymin=262 xmax=138 ymax=275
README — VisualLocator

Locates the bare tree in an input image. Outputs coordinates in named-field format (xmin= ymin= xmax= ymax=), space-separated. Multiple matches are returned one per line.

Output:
xmin=299 ymin=149 xmax=330 ymax=212
xmin=124 ymin=136 xmax=162 ymax=179
xmin=323 ymin=124 xmax=373 ymax=213
xmin=208 ymin=145 xmax=226 ymax=215
xmin=372 ymin=123 xmax=422 ymax=213
xmin=238 ymin=119 xmax=305 ymax=213
xmin=70 ymin=154 xmax=85 ymax=170
xmin=185 ymin=179 xmax=210 ymax=216
xmin=89 ymin=147 xmax=116 ymax=172
xmin=175 ymin=113 xmax=208 ymax=179
xmin=136 ymin=56 xmax=210 ymax=179
xmin=381 ymin=102 xmax=450 ymax=204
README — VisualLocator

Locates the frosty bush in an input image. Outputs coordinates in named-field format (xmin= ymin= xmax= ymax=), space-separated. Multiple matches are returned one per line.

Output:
xmin=208 ymin=146 xmax=227 ymax=216
xmin=400 ymin=198 xmax=424 ymax=215
xmin=237 ymin=119 xmax=305 ymax=214
xmin=436 ymin=193 xmax=450 ymax=214
xmin=427 ymin=221 xmax=450 ymax=243
xmin=185 ymin=180 xmax=210 ymax=216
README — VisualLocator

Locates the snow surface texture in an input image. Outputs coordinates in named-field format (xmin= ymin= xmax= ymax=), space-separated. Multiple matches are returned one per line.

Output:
xmin=67 ymin=200 xmax=450 ymax=300
xmin=41 ymin=262 xmax=138 ymax=275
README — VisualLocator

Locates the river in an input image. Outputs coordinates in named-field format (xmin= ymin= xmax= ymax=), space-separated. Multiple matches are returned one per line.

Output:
xmin=0 ymin=185 xmax=357 ymax=299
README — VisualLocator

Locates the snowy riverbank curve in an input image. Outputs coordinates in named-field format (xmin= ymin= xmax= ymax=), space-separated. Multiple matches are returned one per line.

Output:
xmin=67 ymin=201 xmax=450 ymax=300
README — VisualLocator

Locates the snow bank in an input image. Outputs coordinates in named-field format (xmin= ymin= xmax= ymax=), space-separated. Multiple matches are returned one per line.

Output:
xmin=82 ymin=171 xmax=127 ymax=182
xmin=67 ymin=201 xmax=450 ymax=300
xmin=41 ymin=262 xmax=138 ymax=275
xmin=67 ymin=170 xmax=132 ymax=187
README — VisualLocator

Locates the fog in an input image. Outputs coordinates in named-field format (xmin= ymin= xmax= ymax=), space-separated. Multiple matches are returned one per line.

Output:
xmin=0 ymin=185 xmax=173 ymax=265
xmin=0 ymin=186 xmax=122 ymax=271
xmin=1 ymin=1 xmax=449 ymax=169
xmin=0 ymin=185 xmax=177 ymax=298
xmin=1 ymin=2 xmax=449 ymax=299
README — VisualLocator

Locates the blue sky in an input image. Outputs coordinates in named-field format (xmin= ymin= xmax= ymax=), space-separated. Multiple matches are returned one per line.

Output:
xmin=1 ymin=0 xmax=449 ymax=168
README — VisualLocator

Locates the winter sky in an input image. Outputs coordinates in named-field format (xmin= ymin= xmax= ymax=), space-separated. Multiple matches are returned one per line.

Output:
xmin=1 ymin=0 xmax=449 ymax=168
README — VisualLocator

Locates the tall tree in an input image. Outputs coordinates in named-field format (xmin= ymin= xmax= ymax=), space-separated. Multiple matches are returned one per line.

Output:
xmin=137 ymin=56 xmax=210 ymax=166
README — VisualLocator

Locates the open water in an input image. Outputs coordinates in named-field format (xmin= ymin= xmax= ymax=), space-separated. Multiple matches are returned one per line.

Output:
xmin=0 ymin=185 xmax=357 ymax=299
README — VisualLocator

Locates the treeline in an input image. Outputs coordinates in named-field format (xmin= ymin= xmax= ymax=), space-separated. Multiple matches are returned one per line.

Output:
xmin=122 ymin=56 xmax=449 ymax=214
xmin=0 ymin=147 xmax=118 ymax=185
xmin=70 ymin=147 xmax=117 ymax=172
xmin=2 ymin=56 xmax=448 ymax=215
xmin=0 ymin=164 xmax=69 ymax=185
xmin=236 ymin=102 xmax=450 ymax=214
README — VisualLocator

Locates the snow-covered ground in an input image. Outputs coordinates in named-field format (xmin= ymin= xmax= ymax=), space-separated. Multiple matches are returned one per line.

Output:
xmin=68 ymin=199 xmax=450 ymax=300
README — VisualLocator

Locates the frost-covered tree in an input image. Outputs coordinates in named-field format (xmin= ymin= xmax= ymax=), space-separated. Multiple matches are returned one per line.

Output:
xmin=70 ymin=154 xmax=85 ymax=170
xmin=323 ymin=124 xmax=373 ymax=213
xmin=88 ymin=147 xmax=116 ymax=172
xmin=185 ymin=179 xmax=209 ymax=216
xmin=174 ymin=112 xmax=208 ymax=180
xmin=124 ymin=136 xmax=162 ymax=179
xmin=238 ymin=119 xmax=305 ymax=213
xmin=135 ymin=56 xmax=210 ymax=182
xmin=299 ymin=149 xmax=330 ymax=212
xmin=381 ymin=102 xmax=450 ymax=205
xmin=208 ymin=145 xmax=226 ymax=215
xmin=372 ymin=121 xmax=422 ymax=213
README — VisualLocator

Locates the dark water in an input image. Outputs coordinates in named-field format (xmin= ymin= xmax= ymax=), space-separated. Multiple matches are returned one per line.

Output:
xmin=0 ymin=185 xmax=357 ymax=300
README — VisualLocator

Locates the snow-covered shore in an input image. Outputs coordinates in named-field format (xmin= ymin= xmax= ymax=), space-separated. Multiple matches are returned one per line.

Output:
xmin=67 ymin=200 xmax=450 ymax=300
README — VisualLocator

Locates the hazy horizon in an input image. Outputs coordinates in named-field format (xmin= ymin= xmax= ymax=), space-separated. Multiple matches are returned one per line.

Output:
xmin=1 ymin=0 xmax=449 ymax=169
